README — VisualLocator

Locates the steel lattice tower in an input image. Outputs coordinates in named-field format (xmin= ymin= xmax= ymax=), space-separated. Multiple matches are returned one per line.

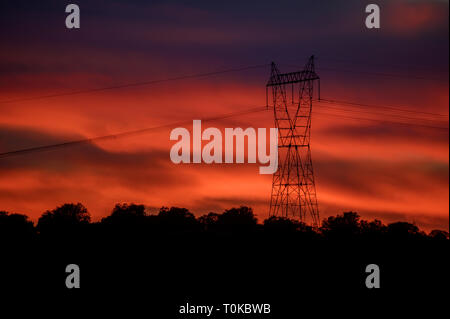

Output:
xmin=266 ymin=56 xmax=320 ymax=227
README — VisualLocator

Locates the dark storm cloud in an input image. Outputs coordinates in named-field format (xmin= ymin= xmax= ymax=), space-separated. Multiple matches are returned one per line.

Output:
xmin=0 ymin=126 xmax=196 ymax=190
xmin=0 ymin=125 xmax=69 ymax=151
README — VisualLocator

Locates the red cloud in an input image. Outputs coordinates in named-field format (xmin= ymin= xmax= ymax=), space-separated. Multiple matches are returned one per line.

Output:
xmin=385 ymin=1 xmax=448 ymax=34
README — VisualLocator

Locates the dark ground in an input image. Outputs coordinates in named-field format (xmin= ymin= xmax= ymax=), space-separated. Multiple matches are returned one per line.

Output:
xmin=2 ymin=234 xmax=448 ymax=317
xmin=1 ymin=206 xmax=448 ymax=317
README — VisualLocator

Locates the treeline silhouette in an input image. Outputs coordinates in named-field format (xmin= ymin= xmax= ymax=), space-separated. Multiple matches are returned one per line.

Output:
xmin=1 ymin=202 xmax=448 ymax=242
xmin=1 ymin=202 xmax=449 ymax=311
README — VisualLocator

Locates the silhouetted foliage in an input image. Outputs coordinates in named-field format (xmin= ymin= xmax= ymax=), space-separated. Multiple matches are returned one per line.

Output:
xmin=1 ymin=202 xmax=448 ymax=303
xmin=264 ymin=216 xmax=301 ymax=233
xmin=99 ymin=203 xmax=153 ymax=241
xmin=386 ymin=221 xmax=426 ymax=240
xmin=158 ymin=206 xmax=200 ymax=232
xmin=360 ymin=219 xmax=387 ymax=240
xmin=1 ymin=202 xmax=447 ymax=242
xmin=0 ymin=211 xmax=35 ymax=242
xmin=429 ymin=229 xmax=449 ymax=240
xmin=321 ymin=212 xmax=361 ymax=238
xmin=264 ymin=216 xmax=318 ymax=240
xmin=36 ymin=203 xmax=90 ymax=236
xmin=215 ymin=206 xmax=258 ymax=233
xmin=198 ymin=212 xmax=220 ymax=231
xmin=101 ymin=203 xmax=146 ymax=224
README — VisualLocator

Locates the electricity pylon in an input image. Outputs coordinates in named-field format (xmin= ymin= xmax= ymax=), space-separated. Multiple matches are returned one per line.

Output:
xmin=266 ymin=56 xmax=320 ymax=227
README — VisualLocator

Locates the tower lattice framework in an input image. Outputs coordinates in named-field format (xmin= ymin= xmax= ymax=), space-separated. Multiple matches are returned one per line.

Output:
xmin=267 ymin=56 xmax=320 ymax=227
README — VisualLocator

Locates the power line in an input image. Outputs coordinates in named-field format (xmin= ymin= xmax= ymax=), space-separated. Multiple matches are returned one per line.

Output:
xmin=0 ymin=105 xmax=267 ymax=159
xmin=1 ymin=100 xmax=448 ymax=160
xmin=319 ymin=98 xmax=449 ymax=118
xmin=281 ymin=63 xmax=448 ymax=83
xmin=313 ymin=110 xmax=449 ymax=130
xmin=3 ymin=61 xmax=448 ymax=114
xmin=0 ymin=64 xmax=270 ymax=104
xmin=317 ymin=66 xmax=448 ymax=83
xmin=316 ymin=57 xmax=449 ymax=76
xmin=315 ymin=102 xmax=449 ymax=125
xmin=285 ymin=102 xmax=449 ymax=130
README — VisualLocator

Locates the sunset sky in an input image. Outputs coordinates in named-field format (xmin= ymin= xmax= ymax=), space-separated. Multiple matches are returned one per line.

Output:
xmin=0 ymin=0 xmax=448 ymax=231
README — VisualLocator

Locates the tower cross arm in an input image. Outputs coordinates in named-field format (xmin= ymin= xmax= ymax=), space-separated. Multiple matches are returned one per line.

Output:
xmin=266 ymin=70 xmax=319 ymax=87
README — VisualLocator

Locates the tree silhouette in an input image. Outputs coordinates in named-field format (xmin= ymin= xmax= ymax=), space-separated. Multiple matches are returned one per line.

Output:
xmin=263 ymin=216 xmax=317 ymax=239
xmin=360 ymin=219 xmax=387 ymax=239
xmin=264 ymin=216 xmax=302 ymax=233
xmin=157 ymin=206 xmax=199 ymax=232
xmin=1 ymin=201 xmax=448 ymax=302
xmin=101 ymin=203 xmax=146 ymax=224
xmin=36 ymin=203 xmax=90 ymax=236
xmin=100 ymin=203 xmax=151 ymax=240
xmin=0 ymin=211 xmax=35 ymax=242
xmin=215 ymin=206 xmax=258 ymax=233
xmin=429 ymin=229 xmax=450 ymax=240
xmin=321 ymin=211 xmax=361 ymax=238
xmin=198 ymin=212 xmax=220 ymax=232
xmin=386 ymin=221 xmax=425 ymax=239
xmin=0 ymin=202 xmax=447 ymax=242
